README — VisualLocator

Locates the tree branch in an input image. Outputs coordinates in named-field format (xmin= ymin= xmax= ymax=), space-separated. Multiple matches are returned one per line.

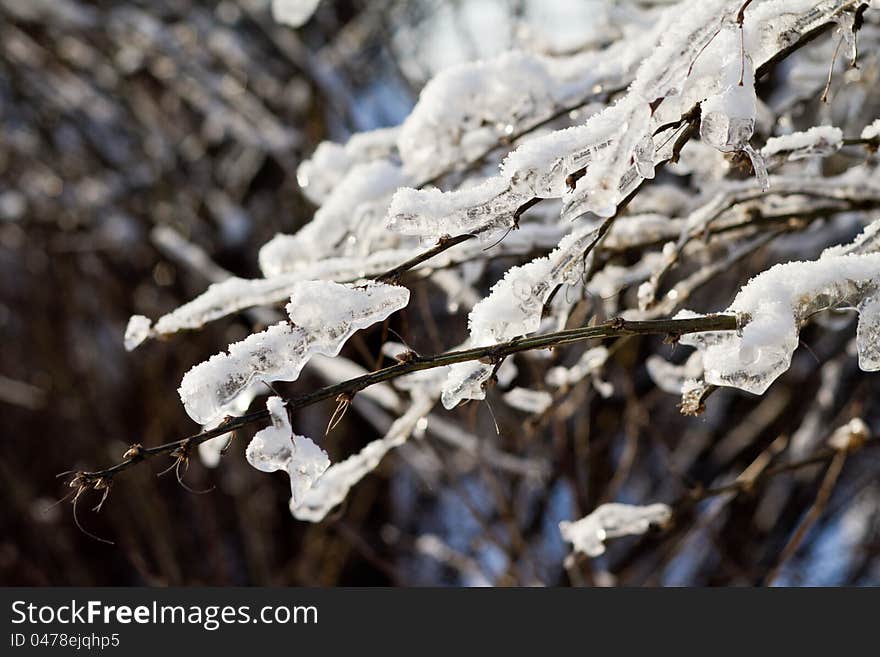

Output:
xmin=73 ymin=313 xmax=738 ymax=484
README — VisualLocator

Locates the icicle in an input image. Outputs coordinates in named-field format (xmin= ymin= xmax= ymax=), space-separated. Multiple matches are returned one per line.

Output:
xmin=440 ymin=362 xmax=495 ymax=410
xmin=633 ymin=135 xmax=657 ymax=179
xmin=834 ymin=11 xmax=857 ymax=65
xmin=742 ymin=144 xmax=769 ymax=192
xmin=246 ymin=396 xmax=330 ymax=506
xmin=699 ymin=28 xmax=757 ymax=155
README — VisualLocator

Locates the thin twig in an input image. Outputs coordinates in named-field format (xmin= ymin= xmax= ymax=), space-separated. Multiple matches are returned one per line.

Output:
xmin=75 ymin=314 xmax=738 ymax=484
xmin=762 ymin=449 xmax=848 ymax=585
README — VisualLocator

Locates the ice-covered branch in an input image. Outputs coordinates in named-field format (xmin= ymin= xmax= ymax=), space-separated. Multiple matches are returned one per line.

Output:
xmin=77 ymin=314 xmax=738 ymax=484
xmin=178 ymin=280 xmax=409 ymax=427
xmin=678 ymin=220 xmax=880 ymax=395
xmin=560 ymin=503 xmax=672 ymax=558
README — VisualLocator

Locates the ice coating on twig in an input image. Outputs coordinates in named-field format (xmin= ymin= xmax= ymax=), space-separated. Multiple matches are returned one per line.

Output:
xmin=133 ymin=221 xmax=580 ymax=344
xmin=292 ymin=395 xmax=434 ymax=522
xmin=138 ymin=249 xmax=414 ymax=341
xmin=563 ymin=99 xmax=653 ymax=219
xmin=761 ymin=126 xmax=843 ymax=160
xmin=470 ymin=225 xmax=598 ymax=345
xmin=285 ymin=280 xmax=410 ymax=357
xmin=178 ymin=322 xmax=310 ymax=426
xmin=245 ymin=396 xmax=330 ymax=506
xmin=178 ymin=280 xmax=409 ymax=425
xmin=503 ymin=387 xmax=553 ymax=414
xmin=441 ymin=224 xmax=600 ymax=408
xmin=646 ymin=352 xmax=704 ymax=394
xmin=822 ymin=219 xmax=880 ymax=258
xmin=637 ymin=168 xmax=880 ymax=313
xmin=502 ymin=111 xmax=628 ymax=199
xmin=679 ymin=248 xmax=880 ymax=395
xmin=395 ymin=0 xmax=840 ymax=234
xmin=396 ymin=35 xmax=659 ymax=181
xmin=560 ymin=503 xmax=672 ymax=558
xmin=134 ymin=2 xmax=870 ymax=348
xmin=386 ymin=177 xmax=524 ymax=240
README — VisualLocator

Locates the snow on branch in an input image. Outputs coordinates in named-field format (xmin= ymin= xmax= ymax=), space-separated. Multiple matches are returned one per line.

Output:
xmin=560 ymin=503 xmax=672 ymax=558
xmin=762 ymin=125 xmax=844 ymax=160
xmin=441 ymin=223 xmax=602 ymax=409
xmin=678 ymin=220 xmax=880 ymax=395
xmin=91 ymin=0 xmax=880 ymax=551
xmin=178 ymin=280 xmax=409 ymax=427
xmin=245 ymin=396 xmax=330 ymax=507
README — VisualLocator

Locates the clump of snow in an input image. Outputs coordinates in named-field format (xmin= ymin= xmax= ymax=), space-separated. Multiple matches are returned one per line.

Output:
xmin=178 ymin=281 xmax=409 ymax=426
xmin=296 ymin=127 xmax=400 ymax=205
xmin=124 ymin=315 xmax=152 ymax=351
xmin=395 ymin=40 xmax=655 ymax=181
xmin=679 ymin=245 xmax=880 ymax=395
xmin=138 ymin=249 xmax=417 ymax=342
xmin=246 ymin=396 xmax=330 ymax=506
xmin=386 ymin=178 xmax=522 ymax=240
xmin=762 ymin=126 xmax=843 ymax=160
xmin=264 ymin=160 xmax=409 ymax=271
xmin=272 ymin=0 xmax=321 ymax=28
xmin=827 ymin=418 xmax=871 ymax=452
xmin=398 ymin=50 xmax=556 ymax=179
xmin=178 ymin=322 xmax=310 ymax=426
xmin=468 ymin=257 xmax=555 ymax=345
xmin=861 ymin=119 xmax=880 ymax=142
xmin=286 ymin=280 xmax=411 ymax=357
xmin=560 ymin=503 xmax=672 ymax=557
